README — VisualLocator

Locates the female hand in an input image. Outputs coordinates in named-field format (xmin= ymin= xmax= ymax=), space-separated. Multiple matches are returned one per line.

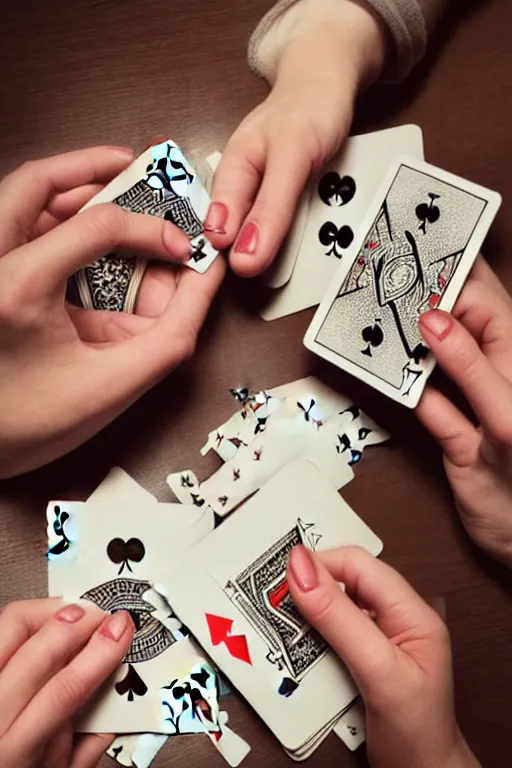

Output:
xmin=417 ymin=257 xmax=512 ymax=567
xmin=0 ymin=598 xmax=134 ymax=768
xmin=0 ymin=146 xmax=224 ymax=478
xmin=206 ymin=0 xmax=387 ymax=277
xmin=288 ymin=546 xmax=479 ymax=768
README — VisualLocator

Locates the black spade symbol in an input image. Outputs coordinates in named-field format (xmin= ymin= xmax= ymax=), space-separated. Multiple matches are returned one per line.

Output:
xmin=107 ymin=537 xmax=145 ymax=575
xmin=358 ymin=427 xmax=372 ymax=441
xmin=318 ymin=172 xmax=356 ymax=207
xmin=318 ymin=222 xmax=354 ymax=258
xmin=411 ymin=342 xmax=429 ymax=364
xmin=115 ymin=664 xmax=148 ymax=702
xmin=361 ymin=319 xmax=384 ymax=357
xmin=415 ymin=193 xmax=441 ymax=234
xmin=278 ymin=677 xmax=299 ymax=697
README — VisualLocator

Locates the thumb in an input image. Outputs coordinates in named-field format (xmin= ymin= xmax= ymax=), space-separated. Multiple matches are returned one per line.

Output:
xmin=287 ymin=546 xmax=397 ymax=701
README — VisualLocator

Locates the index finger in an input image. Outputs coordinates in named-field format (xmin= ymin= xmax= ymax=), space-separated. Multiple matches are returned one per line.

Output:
xmin=0 ymin=146 xmax=134 ymax=255
xmin=287 ymin=546 xmax=442 ymax=699
xmin=0 ymin=598 xmax=64 ymax=670
xmin=229 ymin=138 xmax=313 ymax=278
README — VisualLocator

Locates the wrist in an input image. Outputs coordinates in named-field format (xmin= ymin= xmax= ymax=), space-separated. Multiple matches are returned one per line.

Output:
xmin=259 ymin=0 xmax=387 ymax=91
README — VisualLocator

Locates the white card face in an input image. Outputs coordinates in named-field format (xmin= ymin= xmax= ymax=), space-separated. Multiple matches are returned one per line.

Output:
xmin=164 ymin=460 xmax=382 ymax=752
xmin=262 ymin=125 xmax=424 ymax=319
xmin=88 ymin=467 xmax=156 ymax=503
xmin=263 ymin=185 xmax=312 ymax=288
xmin=304 ymin=155 xmax=502 ymax=408
xmin=47 ymin=500 xmax=213 ymax=733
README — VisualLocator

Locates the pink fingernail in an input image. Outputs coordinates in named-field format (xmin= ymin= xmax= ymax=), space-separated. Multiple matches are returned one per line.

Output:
xmin=108 ymin=146 xmax=135 ymax=159
xmin=100 ymin=611 xmax=134 ymax=642
xmin=204 ymin=202 xmax=228 ymax=235
xmin=56 ymin=604 xmax=85 ymax=624
xmin=420 ymin=310 xmax=453 ymax=341
xmin=289 ymin=546 xmax=318 ymax=593
xmin=234 ymin=221 xmax=258 ymax=256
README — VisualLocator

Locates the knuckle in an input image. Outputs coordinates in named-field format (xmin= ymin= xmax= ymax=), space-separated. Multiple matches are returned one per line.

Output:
xmin=0 ymin=270 xmax=41 ymax=328
xmin=176 ymin=332 xmax=196 ymax=362
xmin=485 ymin=422 xmax=512 ymax=447
xmin=16 ymin=159 xmax=37 ymax=179
xmin=83 ymin=204 xmax=127 ymax=249
xmin=0 ymin=601 xmax=22 ymax=623
xmin=47 ymin=669 xmax=89 ymax=714
xmin=308 ymin=587 xmax=338 ymax=627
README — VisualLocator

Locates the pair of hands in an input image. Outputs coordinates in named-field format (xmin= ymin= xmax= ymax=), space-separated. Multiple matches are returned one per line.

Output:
xmin=0 ymin=548 xmax=479 ymax=768
xmin=208 ymin=3 xmax=512 ymax=569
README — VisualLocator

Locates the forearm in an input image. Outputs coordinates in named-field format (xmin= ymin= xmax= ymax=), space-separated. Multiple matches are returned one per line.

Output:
xmin=249 ymin=0 xmax=449 ymax=85
xmin=252 ymin=0 xmax=387 ymax=91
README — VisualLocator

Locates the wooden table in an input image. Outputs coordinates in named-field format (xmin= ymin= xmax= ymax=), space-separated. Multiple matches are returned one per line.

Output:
xmin=1 ymin=0 xmax=512 ymax=765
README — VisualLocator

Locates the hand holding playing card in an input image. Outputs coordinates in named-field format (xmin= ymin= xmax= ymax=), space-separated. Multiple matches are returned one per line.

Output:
xmin=206 ymin=0 xmax=386 ymax=277
xmin=417 ymin=257 xmax=512 ymax=567
xmin=0 ymin=597 xmax=134 ymax=768
xmin=0 ymin=146 xmax=224 ymax=478
xmin=287 ymin=546 xmax=480 ymax=768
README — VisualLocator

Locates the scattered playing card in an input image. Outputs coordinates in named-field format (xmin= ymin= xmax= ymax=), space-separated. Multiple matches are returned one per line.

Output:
xmin=164 ymin=459 xmax=383 ymax=755
xmin=304 ymin=155 xmax=502 ymax=407
xmin=88 ymin=467 xmax=157 ymax=503
xmin=107 ymin=733 xmax=168 ymax=768
xmin=262 ymin=125 xmax=424 ymax=318
xmin=170 ymin=378 xmax=389 ymax=517
xmin=73 ymin=140 xmax=218 ymax=312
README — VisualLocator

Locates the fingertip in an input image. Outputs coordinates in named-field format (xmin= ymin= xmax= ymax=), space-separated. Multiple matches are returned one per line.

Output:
xmin=204 ymin=201 xmax=229 ymax=237
xmin=419 ymin=310 xmax=454 ymax=343
xmin=229 ymin=250 xmax=265 ymax=278
xmin=99 ymin=610 xmax=135 ymax=643
xmin=162 ymin=220 xmax=191 ymax=261
xmin=288 ymin=545 xmax=319 ymax=594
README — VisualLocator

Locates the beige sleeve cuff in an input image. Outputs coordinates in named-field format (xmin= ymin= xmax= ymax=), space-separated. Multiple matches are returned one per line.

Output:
xmin=249 ymin=0 xmax=447 ymax=83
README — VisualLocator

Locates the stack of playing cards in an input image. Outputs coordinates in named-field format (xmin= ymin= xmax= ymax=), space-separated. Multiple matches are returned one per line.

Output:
xmin=165 ymin=459 xmax=382 ymax=759
xmin=71 ymin=140 xmax=218 ymax=313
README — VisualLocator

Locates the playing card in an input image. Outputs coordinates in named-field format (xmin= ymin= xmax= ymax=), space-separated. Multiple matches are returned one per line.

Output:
xmin=164 ymin=460 xmax=383 ymax=753
xmin=73 ymin=140 xmax=218 ymax=312
xmin=88 ymin=467 xmax=156 ymax=503
xmin=107 ymin=733 xmax=168 ymax=768
xmin=333 ymin=697 xmax=366 ymax=751
xmin=262 ymin=125 xmax=424 ymax=317
xmin=169 ymin=398 xmax=356 ymax=517
xmin=304 ymin=155 xmax=502 ymax=407
xmin=264 ymin=185 xmax=312 ymax=289
xmin=47 ymin=499 xmax=213 ymax=733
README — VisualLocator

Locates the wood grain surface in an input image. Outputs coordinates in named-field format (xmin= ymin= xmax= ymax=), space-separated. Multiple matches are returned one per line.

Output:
xmin=0 ymin=0 xmax=511 ymax=766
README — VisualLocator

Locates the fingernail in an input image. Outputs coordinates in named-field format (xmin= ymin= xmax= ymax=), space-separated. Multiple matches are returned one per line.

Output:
xmin=234 ymin=221 xmax=258 ymax=256
xmin=108 ymin=146 xmax=135 ymax=159
xmin=204 ymin=202 xmax=228 ymax=235
xmin=143 ymin=134 xmax=168 ymax=151
xmin=420 ymin=310 xmax=453 ymax=340
xmin=163 ymin=220 xmax=191 ymax=260
xmin=289 ymin=546 xmax=318 ymax=593
xmin=56 ymin=604 xmax=85 ymax=624
xmin=100 ymin=611 xmax=134 ymax=642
